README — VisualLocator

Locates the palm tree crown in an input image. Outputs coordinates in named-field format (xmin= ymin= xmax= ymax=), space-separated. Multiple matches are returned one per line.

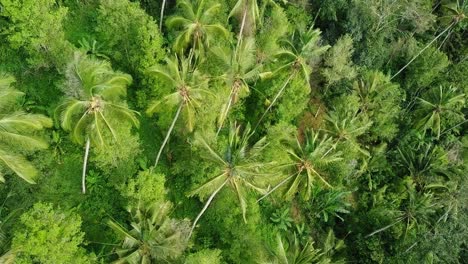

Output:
xmin=0 ymin=73 xmax=52 ymax=183
xmin=167 ymin=0 xmax=229 ymax=56
xmin=108 ymin=201 xmax=190 ymax=263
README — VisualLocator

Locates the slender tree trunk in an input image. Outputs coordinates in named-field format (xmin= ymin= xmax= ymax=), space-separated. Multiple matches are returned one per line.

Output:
xmin=236 ymin=8 xmax=248 ymax=51
xmin=82 ymin=137 xmax=90 ymax=194
xmin=254 ymin=73 xmax=295 ymax=130
xmin=159 ymin=0 xmax=167 ymax=31
xmin=257 ymin=173 xmax=296 ymax=202
xmin=216 ymin=88 xmax=235 ymax=136
xmin=188 ymin=178 xmax=230 ymax=239
xmin=366 ymin=217 xmax=404 ymax=237
xmin=154 ymin=103 xmax=183 ymax=169
xmin=391 ymin=21 xmax=455 ymax=80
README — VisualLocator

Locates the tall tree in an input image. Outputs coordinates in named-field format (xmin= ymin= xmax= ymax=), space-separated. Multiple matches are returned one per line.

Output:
xmin=108 ymin=201 xmax=190 ymax=263
xmin=256 ymin=26 xmax=329 ymax=127
xmin=188 ymin=123 xmax=274 ymax=238
xmin=212 ymin=37 xmax=264 ymax=134
xmin=167 ymin=0 xmax=229 ymax=56
xmin=56 ymin=53 xmax=139 ymax=193
xmin=147 ymin=55 xmax=211 ymax=168
xmin=0 ymin=73 xmax=52 ymax=184
xmin=414 ymin=86 xmax=465 ymax=139
xmin=259 ymin=131 xmax=342 ymax=202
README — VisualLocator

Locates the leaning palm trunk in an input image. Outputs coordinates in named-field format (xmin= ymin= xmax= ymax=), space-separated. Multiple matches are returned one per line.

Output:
xmin=391 ymin=21 xmax=455 ymax=80
xmin=154 ymin=103 xmax=183 ymax=169
xmin=216 ymin=87 xmax=236 ymax=136
xmin=188 ymin=178 xmax=230 ymax=239
xmin=365 ymin=217 xmax=404 ymax=237
xmin=255 ymin=73 xmax=295 ymax=130
xmin=236 ymin=8 xmax=248 ymax=50
xmin=257 ymin=172 xmax=296 ymax=202
xmin=159 ymin=0 xmax=167 ymax=31
xmin=82 ymin=137 xmax=90 ymax=194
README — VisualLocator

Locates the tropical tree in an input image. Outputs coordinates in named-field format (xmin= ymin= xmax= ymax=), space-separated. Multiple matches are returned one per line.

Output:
xmin=257 ymin=26 xmax=329 ymax=126
xmin=259 ymin=131 xmax=342 ymax=202
xmin=212 ymin=37 xmax=264 ymax=134
xmin=167 ymin=0 xmax=229 ymax=56
xmin=56 ymin=53 xmax=139 ymax=193
xmin=414 ymin=86 xmax=465 ymax=139
xmin=265 ymin=234 xmax=330 ymax=264
xmin=391 ymin=0 xmax=466 ymax=79
xmin=108 ymin=201 xmax=190 ymax=263
xmin=0 ymin=73 xmax=52 ymax=184
xmin=366 ymin=182 xmax=437 ymax=239
xmin=147 ymin=55 xmax=211 ymax=168
xmin=324 ymin=104 xmax=372 ymax=157
xmin=188 ymin=123 xmax=274 ymax=237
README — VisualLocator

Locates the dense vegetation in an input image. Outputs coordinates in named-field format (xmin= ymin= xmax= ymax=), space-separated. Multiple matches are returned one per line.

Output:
xmin=0 ymin=0 xmax=466 ymax=263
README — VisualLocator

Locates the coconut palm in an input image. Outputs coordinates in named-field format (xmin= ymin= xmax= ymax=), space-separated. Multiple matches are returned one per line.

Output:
xmin=0 ymin=73 xmax=52 ymax=184
xmin=259 ymin=131 xmax=342 ymax=202
xmin=56 ymin=53 xmax=139 ymax=194
xmin=414 ymin=86 xmax=465 ymax=139
xmin=366 ymin=184 xmax=437 ymax=239
xmin=391 ymin=1 xmax=466 ymax=79
xmin=266 ymin=234 xmax=329 ymax=264
xmin=212 ymin=37 xmax=264 ymax=134
xmin=324 ymin=107 xmax=372 ymax=157
xmin=108 ymin=201 xmax=190 ymax=263
xmin=256 ymin=26 xmax=329 ymax=127
xmin=147 ymin=55 xmax=211 ymax=168
xmin=188 ymin=123 xmax=274 ymax=238
xmin=167 ymin=0 xmax=229 ymax=56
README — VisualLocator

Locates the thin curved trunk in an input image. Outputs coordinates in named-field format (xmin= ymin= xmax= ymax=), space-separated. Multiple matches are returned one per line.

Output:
xmin=154 ymin=103 xmax=183 ymax=169
xmin=216 ymin=88 xmax=235 ymax=136
xmin=82 ymin=137 xmax=90 ymax=194
xmin=257 ymin=173 xmax=296 ymax=202
xmin=159 ymin=0 xmax=167 ymax=31
xmin=236 ymin=8 xmax=248 ymax=51
xmin=255 ymin=73 xmax=295 ymax=130
xmin=188 ymin=177 xmax=230 ymax=239
xmin=391 ymin=21 xmax=455 ymax=80
xmin=365 ymin=217 xmax=404 ymax=237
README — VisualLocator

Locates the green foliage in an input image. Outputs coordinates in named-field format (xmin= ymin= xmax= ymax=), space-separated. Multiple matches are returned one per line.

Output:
xmin=0 ymin=74 xmax=52 ymax=183
xmin=11 ymin=202 xmax=95 ymax=263
xmin=0 ymin=0 xmax=73 ymax=69
xmin=120 ymin=170 xmax=167 ymax=206
xmin=108 ymin=201 xmax=190 ymax=263
xmin=184 ymin=248 xmax=223 ymax=264
xmin=321 ymin=34 xmax=357 ymax=87
xmin=96 ymin=0 xmax=164 ymax=75
xmin=1 ymin=0 xmax=466 ymax=262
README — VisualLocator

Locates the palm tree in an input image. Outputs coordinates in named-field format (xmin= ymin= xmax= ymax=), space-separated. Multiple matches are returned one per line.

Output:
xmin=188 ymin=123 xmax=274 ymax=238
xmin=108 ymin=201 xmax=190 ymax=263
xmin=414 ymin=86 xmax=465 ymax=139
xmin=266 ymin=234 xmax=329 ymax=264
xmin=324 ymin=107 xmax=372 ymax=157
xmin=212 ymin=37 xmax=264 ymax=134
xmin=391 ymin=1 xmax=466 ymax=79
xmin=147 ymin=55 xmax=211 ymax=168
xmin=259 ymin=131 xmax=342 ymax=202
xmin=256 ymin=26 xmax=329 ymax=127
xmin=366 ymin=184 xmax=437 ymax=239
xmin=167 ymin=0 xmax=229 ymax=56
xmin=56 ymin=53 xmax=139 ymax=194
xmin=159 ymin=0 xmax=168 ymax=31
xmin=0 ymin=73 xmax=52 ymax=184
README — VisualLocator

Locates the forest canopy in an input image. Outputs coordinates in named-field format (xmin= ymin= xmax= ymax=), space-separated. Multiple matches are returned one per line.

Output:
xmin=0 ymin=0 xmax=467 ymax=263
